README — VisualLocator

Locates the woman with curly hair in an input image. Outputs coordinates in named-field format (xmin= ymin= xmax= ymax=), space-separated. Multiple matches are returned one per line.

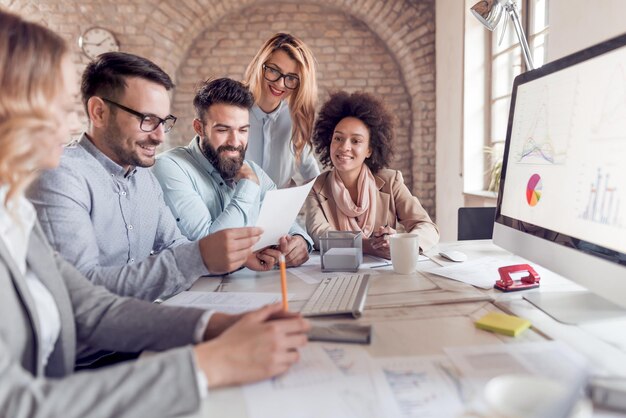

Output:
xmin=243 ymin=33 xmax=320 ymax=188
xmin=305 ymin=91 xmax=439 ymax=259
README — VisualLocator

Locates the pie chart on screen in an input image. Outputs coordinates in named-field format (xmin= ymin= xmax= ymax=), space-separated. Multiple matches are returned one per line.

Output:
xmin=526 ymin=174 xmax=542 ymax=206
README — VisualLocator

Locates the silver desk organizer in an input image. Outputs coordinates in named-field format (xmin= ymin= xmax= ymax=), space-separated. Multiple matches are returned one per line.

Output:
xmin=319 ymin=231 xmax=363 ymax=272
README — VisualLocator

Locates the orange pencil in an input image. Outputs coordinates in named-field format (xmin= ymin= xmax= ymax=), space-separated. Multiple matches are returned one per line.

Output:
xmin=279 ymin=253 xmax=289 ymax=310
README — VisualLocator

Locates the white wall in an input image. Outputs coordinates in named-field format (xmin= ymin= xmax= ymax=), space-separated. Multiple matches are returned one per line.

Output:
xmin=549 ymin=0 xmax=626 ymax=61
xmin=435 ymin=0 xmax=465 ymax=241
xmin=435 ymin=0 xmax=626 ymax=241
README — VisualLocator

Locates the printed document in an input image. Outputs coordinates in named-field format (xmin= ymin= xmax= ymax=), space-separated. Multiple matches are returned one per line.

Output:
xmin=163 ymin=291 xmax=284 ymax=314
xmin=376 ymin=356 xmax=466 ymax=418
xmin=243 ymin=344 xmax=402 ymax=418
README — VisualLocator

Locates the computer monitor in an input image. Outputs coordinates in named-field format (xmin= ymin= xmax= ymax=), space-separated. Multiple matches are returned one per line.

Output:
xmin=493 ymin=33 xmax=626 ymax=324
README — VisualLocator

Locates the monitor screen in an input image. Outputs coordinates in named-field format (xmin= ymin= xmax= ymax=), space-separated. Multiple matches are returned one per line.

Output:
xmin=493 ymin=33 xmax=626 ymax=316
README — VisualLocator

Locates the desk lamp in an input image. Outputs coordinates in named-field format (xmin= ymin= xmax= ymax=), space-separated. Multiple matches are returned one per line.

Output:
xmin=470 ymin=0 xmax=535 ymax=70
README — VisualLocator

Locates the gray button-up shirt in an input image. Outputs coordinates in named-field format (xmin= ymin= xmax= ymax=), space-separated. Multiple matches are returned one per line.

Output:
xmin=27 ymin=134 xmax=209 ymax=301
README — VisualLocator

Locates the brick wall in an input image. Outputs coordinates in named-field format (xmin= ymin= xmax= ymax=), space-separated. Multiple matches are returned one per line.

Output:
xmin=3 ymin=0 xmax=437 ymax=217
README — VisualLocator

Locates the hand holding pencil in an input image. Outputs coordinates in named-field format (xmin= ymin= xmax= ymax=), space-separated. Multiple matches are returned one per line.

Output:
xmin=370 ymin=225 xmax=395 ymax=249
xmin=363 ymin=224 xmax=396 ymax=260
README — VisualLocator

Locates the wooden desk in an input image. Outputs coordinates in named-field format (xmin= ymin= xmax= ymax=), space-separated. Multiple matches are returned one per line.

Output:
xmin=183 ymin=241 xmax=626 ymax=418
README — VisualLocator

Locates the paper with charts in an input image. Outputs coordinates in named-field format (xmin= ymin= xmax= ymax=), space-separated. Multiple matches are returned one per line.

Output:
xmin=377 ymin=342 xmax=587 ymax=418
xmin=253 ymin=178 xmax=315 ymax=251
xmin=375 ymin=356 xmax=466 ymax=418
xmin=442 ymin=341 xmax=589 ymax=416
xmin=243 ymin=344 xmax=402 ymax=418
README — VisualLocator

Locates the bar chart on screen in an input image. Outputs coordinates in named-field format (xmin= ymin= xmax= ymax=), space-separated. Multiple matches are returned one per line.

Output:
xmin=579 ymin=167 xmax=622 ymax=227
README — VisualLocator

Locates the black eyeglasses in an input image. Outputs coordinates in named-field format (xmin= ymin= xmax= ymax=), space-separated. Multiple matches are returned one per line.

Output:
xmin=262 ymin=64 xmax=300 ymax=90
xmin=101 ymin=97 xmax=177 ymax=133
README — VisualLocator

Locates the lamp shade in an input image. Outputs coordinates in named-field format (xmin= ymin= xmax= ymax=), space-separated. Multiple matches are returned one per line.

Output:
xmin=470 ymin=0 xmax=535 ymax=70
xmin=470 ymin=0 xmax=504 ymax=31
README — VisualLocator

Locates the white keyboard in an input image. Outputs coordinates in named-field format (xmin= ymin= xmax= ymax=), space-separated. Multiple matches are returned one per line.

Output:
xmin=300 ymin=274 xmax=370 ymax=318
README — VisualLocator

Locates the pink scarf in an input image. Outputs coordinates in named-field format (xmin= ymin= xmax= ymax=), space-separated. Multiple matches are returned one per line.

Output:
xmin=329 ymin=166 xmax=378 ymax=237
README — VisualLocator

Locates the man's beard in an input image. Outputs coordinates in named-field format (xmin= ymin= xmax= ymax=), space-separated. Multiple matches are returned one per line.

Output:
xmin=200 ymin=138 xmax=246 ymax=181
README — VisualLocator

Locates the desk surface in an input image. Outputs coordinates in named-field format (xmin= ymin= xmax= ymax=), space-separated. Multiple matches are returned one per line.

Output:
xmin=182 ymin=241 xmax=626 ymax=418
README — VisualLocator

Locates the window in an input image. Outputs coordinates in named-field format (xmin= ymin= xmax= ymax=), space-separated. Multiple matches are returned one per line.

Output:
xmin=486 ymin=0 xmax=549 ymax=190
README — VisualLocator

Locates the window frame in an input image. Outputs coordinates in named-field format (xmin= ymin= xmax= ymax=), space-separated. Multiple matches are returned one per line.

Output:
xmin=484 ymin=0 xmax=549 ymax=190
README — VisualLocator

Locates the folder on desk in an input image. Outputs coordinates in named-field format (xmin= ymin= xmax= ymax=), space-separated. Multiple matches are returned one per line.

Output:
xmin=475 ymin=312 xmax=531 ymax=337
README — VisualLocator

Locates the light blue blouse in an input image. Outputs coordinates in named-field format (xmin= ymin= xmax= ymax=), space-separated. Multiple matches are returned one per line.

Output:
xmin=247 ymin=101 xmax=320 ymax=188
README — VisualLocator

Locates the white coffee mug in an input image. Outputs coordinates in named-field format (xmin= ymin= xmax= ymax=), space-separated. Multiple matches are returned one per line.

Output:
xmin=389 ymin=233 xmax=419 ymax=274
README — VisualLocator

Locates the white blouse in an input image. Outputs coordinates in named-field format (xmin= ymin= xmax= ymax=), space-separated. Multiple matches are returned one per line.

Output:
xmin=0 ymin=186 xmax=213 ymax=396
xmin=0 ymin=186 xmax=61 ymax=367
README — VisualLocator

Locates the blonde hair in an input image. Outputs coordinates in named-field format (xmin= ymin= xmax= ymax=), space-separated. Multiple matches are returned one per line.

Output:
xmin=244 ymin=33 xmax=318 ymax=164
xmin=0 ymin=10 xmax=68 ymax=207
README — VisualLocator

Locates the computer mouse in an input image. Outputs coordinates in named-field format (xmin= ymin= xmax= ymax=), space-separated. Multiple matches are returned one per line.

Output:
xmin=439 ymin=250 xmax=467 ymax=262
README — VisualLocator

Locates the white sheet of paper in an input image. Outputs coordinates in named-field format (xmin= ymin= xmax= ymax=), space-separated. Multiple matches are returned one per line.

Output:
xmin=289 ymin=254 xmax=434 ymax=284
xmin=243 ymin=344 xmax=402 ymax=418
xmin=253 ymin=179 xmax=316 ymax=251
xmin=423 ymin=256 xmax=526 ymax=289
xmin=364 ymin=254 xmax=429 ymax=269
xmin=284 ymin=254 xmax=323 ymax=284
xmin=289 ymin=263 xmax=325 ymax=284
xmin=163 ymin=291 xmax=285 ymax=314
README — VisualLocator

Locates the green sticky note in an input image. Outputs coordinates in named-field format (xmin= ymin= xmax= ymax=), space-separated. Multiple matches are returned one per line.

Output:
xmin=475 ymin=312 xmax=531 ymax=337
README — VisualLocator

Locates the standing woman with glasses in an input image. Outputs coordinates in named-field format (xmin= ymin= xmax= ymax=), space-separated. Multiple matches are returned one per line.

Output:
xmin=243 ymin=33 xmax=320 ymax=188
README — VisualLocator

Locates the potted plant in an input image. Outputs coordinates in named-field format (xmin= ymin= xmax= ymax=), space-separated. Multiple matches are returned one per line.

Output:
xmin=484 ymin=146 xmax=503 ymax=193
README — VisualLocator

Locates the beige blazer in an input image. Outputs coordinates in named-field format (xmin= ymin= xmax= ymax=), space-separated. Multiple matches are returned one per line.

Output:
xmin=0 ymin=222 xmax=207 ymax=417
xmin=305 ymin=169 xmax=439 ymax=251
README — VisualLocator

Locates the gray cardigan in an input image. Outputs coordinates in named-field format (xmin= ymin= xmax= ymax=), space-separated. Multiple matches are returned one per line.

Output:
xmin=0 ymin=222 xmax=207 ymax=417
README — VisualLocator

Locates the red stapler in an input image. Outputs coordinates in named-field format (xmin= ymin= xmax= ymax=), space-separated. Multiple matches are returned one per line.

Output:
xmin=494 ymin=264 xmax=540 ymax=292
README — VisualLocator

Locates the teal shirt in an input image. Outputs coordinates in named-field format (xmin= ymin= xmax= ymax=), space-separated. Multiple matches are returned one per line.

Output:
xmin=153 ymin=137 xmax=312 ymax=248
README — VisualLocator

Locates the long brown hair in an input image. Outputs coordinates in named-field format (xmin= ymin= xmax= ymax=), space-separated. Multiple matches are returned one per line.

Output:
xmin=0 ymin=9 xmax=68 ymax=207
xmin=244 ymin=33 xmax=318 ymax=164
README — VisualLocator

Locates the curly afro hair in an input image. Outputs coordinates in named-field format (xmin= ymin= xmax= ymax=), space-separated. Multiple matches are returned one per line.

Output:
xmin=312 ymin=91 xmax=395 ymax=173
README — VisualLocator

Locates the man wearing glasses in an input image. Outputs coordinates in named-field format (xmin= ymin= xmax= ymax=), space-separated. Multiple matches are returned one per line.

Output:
xmin=27 ymin=52 xmax=262 ymax=302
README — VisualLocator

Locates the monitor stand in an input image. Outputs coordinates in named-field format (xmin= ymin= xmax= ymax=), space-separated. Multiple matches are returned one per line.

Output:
xmin=524 ymin=291 xmax=626 ymax=325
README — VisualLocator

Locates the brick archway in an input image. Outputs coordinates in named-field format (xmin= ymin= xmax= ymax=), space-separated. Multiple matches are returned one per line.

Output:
xmin=4 ymin=0 xmax=435 ymax=214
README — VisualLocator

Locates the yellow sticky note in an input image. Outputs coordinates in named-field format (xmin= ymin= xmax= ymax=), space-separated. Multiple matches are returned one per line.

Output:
xmin=475 ymin=312 xmax=531 ymax=337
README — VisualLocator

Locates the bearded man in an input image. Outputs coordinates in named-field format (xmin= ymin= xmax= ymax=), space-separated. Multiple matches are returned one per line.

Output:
xmin=153 ymin=78 xmax=312 ymax=269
